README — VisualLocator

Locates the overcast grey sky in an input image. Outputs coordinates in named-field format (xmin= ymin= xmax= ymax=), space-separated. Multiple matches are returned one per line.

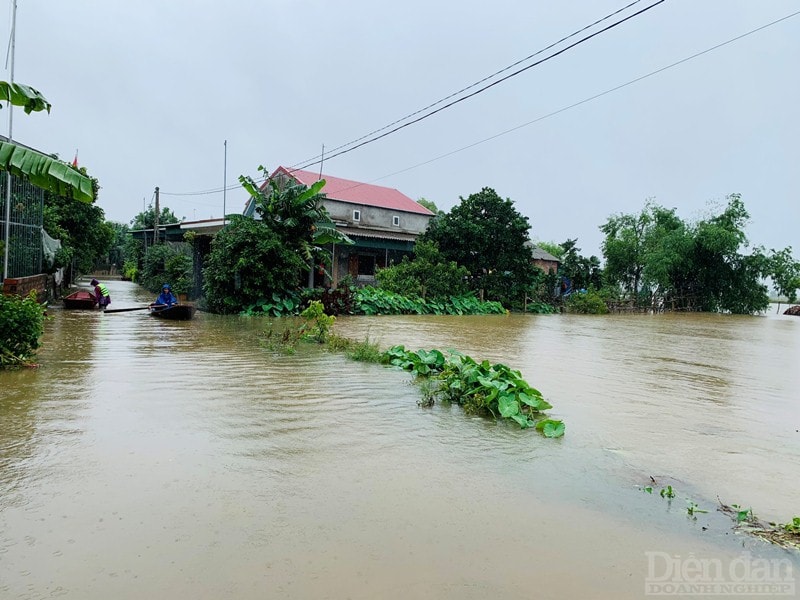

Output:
xmin=4 ymin=0 xmax=798 ymax=258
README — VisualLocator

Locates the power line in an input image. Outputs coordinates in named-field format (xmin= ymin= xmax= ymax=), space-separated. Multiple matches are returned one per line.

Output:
xmin=287 ymin=0 xmax=655 ymax=169
xmin=160 ymin=0 xmax=663 ymax=198
xmin=289 ymin=0 xmax=666 ymax=172
xmin=328 ymin=10 xmax=800 ymax=194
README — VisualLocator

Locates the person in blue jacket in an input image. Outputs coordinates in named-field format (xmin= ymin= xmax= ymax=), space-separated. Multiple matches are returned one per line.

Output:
xmin=154 ymin=283 xmax=178 ymax=307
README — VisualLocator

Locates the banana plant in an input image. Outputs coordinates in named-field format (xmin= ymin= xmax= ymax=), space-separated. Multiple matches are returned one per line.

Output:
xmin=0 ymin=81 xmax=94 ymax=203
xmin=240 ymin=165 xmax=352 ymax=268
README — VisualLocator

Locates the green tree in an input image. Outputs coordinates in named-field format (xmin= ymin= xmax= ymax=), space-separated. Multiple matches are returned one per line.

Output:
xmin=532 ymin=240 xmax=564 ymax=260
xmin=416 ymin=197 xmax=443 ymax=216
xmin=558 ymin=239 xmax=602 ymax=292
xmin=202 ymin=215 xmax=306 ymax=314
xmin=239 ymin=166 xmax=351 ymax=274
xmin=420 ymin=187 xmax=537 ymax=306
xmin=600 ymin=194 xmax=773 ymax=314
xmin=130 ymin=206 xmax=180 ymax=229
xmin=375 ymin=240 xmax=469 ymax=299
xmin=139 ymin=243 xmax=192 ymax=295
xmin=43 ymin=178 xmax=113 ymax=280
xmin=767 ymin=247 xmax=800 ymax=304
xmin=600 ymin=206 xmax=652 ymax=299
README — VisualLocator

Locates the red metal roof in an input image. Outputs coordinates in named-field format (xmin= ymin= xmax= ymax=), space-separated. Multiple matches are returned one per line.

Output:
xmin=273 ymin=166 xmax=433 ymax=216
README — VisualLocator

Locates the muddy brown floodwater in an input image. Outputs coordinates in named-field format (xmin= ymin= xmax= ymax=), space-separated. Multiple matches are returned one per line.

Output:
xmin=1 ymin=279 xmax=798 ymax=599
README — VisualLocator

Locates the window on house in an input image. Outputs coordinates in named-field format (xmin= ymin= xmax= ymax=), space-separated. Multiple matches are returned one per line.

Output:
xmin=353 ymin=209 xmax=361 ymax=222
xmin=392 ymin=215 xmax=400 ymax=227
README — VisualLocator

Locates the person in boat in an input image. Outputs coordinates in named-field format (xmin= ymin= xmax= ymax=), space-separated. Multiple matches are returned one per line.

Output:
xmin=90 ymin=278 xmax=111 ymax=310
xmin=154 ymin=283 xmax=178 ymax=308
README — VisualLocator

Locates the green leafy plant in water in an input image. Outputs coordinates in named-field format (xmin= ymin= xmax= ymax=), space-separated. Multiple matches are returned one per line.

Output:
xmin=346 ymin=336 xmax=384 ymax=363
xmin=382 ymin=345 xmax=562 ymax=435
xmin=642 ymin=486 xmax=654 ymax=494
xmin=660 ymin=485 xmax=675 ymax=499
xmin=354 ymin=286 xmax=506 ymax=316
xmin=298 ymin=300 xmax=334 ymax=343
xmin=781 ymin=517 xmax=800 ymax=534
xmin=261 ymin=319 xmax=302 ymax=354
xmin=687 ymin=501 xmax=708 ymax=517
xmin=244 ymin=291 xmax=305 ymax=317
xmin=730 ymin=504 xmax=754 ymax=523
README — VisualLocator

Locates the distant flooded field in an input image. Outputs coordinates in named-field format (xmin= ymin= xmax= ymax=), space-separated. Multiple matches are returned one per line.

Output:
xmin=1 ymin=279 xmax=798 ymax=599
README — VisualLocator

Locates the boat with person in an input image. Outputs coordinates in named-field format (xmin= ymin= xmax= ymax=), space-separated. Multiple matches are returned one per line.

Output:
xmin=148 ymin=303 xmax=196 ymax=320
xmin=63 ymin=290 xmax=96 ymax=310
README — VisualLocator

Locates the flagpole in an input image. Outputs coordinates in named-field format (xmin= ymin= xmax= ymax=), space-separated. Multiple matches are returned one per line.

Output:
xmin=3 ymin=0 xmax=18 ymax=280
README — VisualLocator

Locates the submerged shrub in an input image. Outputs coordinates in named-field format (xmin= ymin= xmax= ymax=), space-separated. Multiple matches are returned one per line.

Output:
xmin=565 ymin=289 xmax=609 ymax=314
xmin=0 ymin=291 xmax=47 ymax=367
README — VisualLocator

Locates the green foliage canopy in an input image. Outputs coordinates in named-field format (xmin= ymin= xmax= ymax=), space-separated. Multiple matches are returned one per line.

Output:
xmin=599 ymin=194 xmax=788 ymax=314
xmin=239 ymin=166 xmax=351 ymax=269
xmin=43 ymin=182 xmax=112 ymax=276
xmin=130 ymin=206 xmax=180 ymax=230
xmin=375 ymin=240 xmax=468 ymax=299
xmin=420 ymin=187 xmax=537 ymax=306
xmin=202 ymin=215 xmax=306 ymax=314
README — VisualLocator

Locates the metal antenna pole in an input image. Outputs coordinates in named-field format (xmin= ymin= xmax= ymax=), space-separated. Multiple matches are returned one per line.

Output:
xmin=2 ymin=0 xmax=18 ymax=280
xmin=223 ymin=140 xmax=227 ymax=226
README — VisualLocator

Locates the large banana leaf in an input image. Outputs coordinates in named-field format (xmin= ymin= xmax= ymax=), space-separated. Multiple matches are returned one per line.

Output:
xmin=0 ymin=81 xmax=51 ymax=114
xmin=313 ymin=223 xmax=353 ymax=246
xmin=0 ymin=141 xmax=94 ymax=203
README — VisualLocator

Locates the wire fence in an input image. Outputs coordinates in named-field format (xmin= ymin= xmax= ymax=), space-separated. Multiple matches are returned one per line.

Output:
xmin=0 ymin=173 xmax=45 ymax=281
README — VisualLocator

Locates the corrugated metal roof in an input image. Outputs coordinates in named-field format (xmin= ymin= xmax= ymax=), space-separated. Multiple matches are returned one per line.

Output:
xmin=338 ymin=227 xmax=417 ymax=242
xmin=274 ymin=166 xmax=434 ymax=216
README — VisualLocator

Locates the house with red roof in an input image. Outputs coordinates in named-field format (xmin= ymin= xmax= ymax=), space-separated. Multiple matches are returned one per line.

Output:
xmin=244 ymin=166 xmax=434 ymax=286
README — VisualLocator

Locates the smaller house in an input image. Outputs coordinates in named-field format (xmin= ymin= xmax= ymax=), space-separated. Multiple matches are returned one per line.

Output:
xmin=529 ymin=245 xmax=560 ymax=274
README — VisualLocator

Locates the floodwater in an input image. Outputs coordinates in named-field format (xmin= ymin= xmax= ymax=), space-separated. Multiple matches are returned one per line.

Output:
xmin=1 ymin=279 xmax=798 ymax=599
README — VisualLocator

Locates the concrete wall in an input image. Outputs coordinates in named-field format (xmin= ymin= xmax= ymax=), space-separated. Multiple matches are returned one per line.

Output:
xmin=323 ymin=199 xmax=431 ymax=235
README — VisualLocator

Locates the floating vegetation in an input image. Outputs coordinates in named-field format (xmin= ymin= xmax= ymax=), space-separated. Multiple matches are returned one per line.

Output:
xmin=638 ymin=478 xmax=800 ymax=551
xmin=383 ymin=345 xmax=564 ymax=436
xmin=259 ymin=306 xmax=563 ymax=435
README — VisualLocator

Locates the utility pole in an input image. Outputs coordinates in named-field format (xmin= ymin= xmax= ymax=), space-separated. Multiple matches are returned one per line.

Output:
xmin=154 ymin=186 xmax=160 ymax=245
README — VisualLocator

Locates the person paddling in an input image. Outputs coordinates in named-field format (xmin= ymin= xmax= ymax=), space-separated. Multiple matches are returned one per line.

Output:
xmin=154 ymin=283 xmax=178 ymax=308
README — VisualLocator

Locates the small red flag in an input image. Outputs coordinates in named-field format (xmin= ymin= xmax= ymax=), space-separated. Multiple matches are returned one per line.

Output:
xmin=71 ymin=150 xmax=78 ymax=168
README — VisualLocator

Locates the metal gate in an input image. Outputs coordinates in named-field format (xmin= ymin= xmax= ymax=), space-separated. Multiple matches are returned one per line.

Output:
xmin=0 ymin=172 xmax=44 ymax=281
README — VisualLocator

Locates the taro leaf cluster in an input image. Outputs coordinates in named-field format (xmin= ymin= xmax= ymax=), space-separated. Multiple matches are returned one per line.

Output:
xmin=356 ymin=286 xmax=506 ymax=316
xmin=384 ymin=345 xmax=564 ymax=436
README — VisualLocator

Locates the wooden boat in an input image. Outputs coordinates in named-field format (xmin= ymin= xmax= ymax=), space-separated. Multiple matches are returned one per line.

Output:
xmin=63 ymin=290 xmax=96 ymax=310
xmin=149 ymin=303 xmax=196 ymax=320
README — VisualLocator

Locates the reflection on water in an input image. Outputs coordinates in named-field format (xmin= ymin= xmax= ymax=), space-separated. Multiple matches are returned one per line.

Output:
xmin=1 ymin=280 xmax=798 ymax=599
